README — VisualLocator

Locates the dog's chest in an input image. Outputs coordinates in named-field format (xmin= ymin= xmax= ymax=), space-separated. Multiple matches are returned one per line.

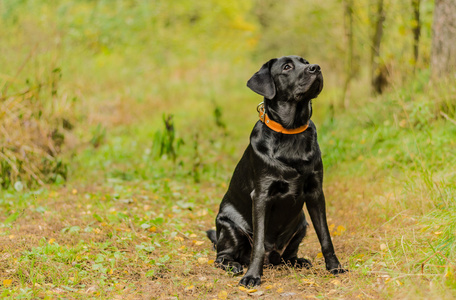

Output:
xmin=271 ymin=134 xmax=316 ymax=167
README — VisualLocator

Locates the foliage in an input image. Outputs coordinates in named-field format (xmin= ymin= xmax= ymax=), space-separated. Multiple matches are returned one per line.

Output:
xmin=0 ymin=69 xmax=72 ymax=189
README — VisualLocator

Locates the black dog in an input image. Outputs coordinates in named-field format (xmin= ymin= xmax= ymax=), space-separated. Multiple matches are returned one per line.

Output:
xmin=207 ymin=55 xmax=346 ymax=287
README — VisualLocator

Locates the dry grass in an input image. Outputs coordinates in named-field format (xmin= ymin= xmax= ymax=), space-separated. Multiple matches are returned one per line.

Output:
xmin=0 ymin=86 xmax=72 ymax=189
xmin=1 ymin=169 xmax=454 ymax=299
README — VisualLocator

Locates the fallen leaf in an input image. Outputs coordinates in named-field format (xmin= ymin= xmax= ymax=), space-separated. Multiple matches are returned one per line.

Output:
xmin=197 ymin=257 xmax=208 ymax=264
xmin=193 ymin=240 xmax=204 ymax=246
xmin=316 ymin=252 xmax=323 ymax=258
xmin=336 ymin=225 xmax=346 ymax=234
xmin=250 ymin=290 xmax=264 ymax=296
xmin=218 ymin=290 xmax=228 ymax=299
xmin=276 ymin=288 xmax=284 ymax=293
xmin=72 ymin=189 xmax=78 ymax=195
xmin=302 ymin=279 xmax=318 ymax=286
xmin=330 ymin=279 xmax=341 ymax=286
xmin=238 ymin=286 xmax=257 ymax=293
xmin=48 ymin=238 xmax=56 ymax=244
xmin=280 ymin=292 xmax=296 ymax=297
xmin=380 ymin=244 xmax=388 ymax=251
xmin=3 ymin=279 xmax=12 ymax=286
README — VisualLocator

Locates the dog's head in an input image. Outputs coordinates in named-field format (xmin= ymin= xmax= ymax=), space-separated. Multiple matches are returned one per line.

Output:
xmin=247 ymin=55 xmax=323 ymax=102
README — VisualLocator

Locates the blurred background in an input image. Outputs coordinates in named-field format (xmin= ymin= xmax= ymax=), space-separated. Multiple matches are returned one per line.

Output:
xmin=2 ymin=0 xmax=454 ymax=189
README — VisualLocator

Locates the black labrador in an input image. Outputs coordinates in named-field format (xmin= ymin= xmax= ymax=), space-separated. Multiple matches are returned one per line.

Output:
xmin=207 ymin=55 xmax=346 ymax=287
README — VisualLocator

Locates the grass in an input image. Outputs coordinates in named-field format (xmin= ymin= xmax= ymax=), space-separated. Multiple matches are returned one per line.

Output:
xmin=1 ymin=1 xmax=456 ymax=299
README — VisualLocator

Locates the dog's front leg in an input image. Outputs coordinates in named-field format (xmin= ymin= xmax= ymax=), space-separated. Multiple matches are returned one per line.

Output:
xmin=239 ymin=190 xmax=266 ymax=287
xmin=306 ymin=192 xmax=347 ymax=274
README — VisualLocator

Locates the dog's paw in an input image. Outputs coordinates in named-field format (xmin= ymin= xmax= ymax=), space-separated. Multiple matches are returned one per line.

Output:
xmin=215 ymin=260 xmax=244 ymax=276
xmin=328 ymin=267 xmax=348 ymax=275
xmin=285 ymin=257 xmax=312 ymax=269
xmin=239 ymin=275 xmax=261 ymax=287
xmin=226 ymin=262 xmax=244 ymax=275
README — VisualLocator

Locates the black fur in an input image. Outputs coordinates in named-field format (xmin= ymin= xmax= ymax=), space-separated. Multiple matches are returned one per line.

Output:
xmin=208 ymin=56 xmax=346 ymax=287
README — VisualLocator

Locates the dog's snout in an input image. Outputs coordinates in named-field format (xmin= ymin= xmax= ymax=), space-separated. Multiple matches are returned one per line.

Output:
xmin=307 ymin=64 xmax=321 ymax=74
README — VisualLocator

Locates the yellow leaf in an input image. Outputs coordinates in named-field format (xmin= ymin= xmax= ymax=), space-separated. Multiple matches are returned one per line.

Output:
xmin=239 ymin=286 xmax=257 ymax=293
xmin=208 ymin=259 xmax=214 ymax=264
xmin=218 ymin=290 xmax=228 ymax=299
xmin=185 ymin=285 xmax=195 ymax=291
xmin=149 ymin=226 xmax=157 ymax=232
xmin=108 ymin=269 xmax=113 ymax=274
xmin=197 ymin=257 xmax=208 ymax=264
xmin=174 ymin=236 xmax=184 ymax=241
xmin=316 ymin=252 xmax=323 ymax=258
xmin=276 ymin=288 xmax=284 ymax=293
xmin=193 ymin=240 xmax=204 ymax=246
xmin=331 ymin=279 xmax=341 ymax=286
xmin=3 ymin=279 xmax=12 ymax=286
xmin=336 ymin=225 xmax=346 ymax=233
xmin=72 ymin=189 xmax=78 ymax=195
xmin=302 ymin=278 xmax=318 ymax=286
xmin=395 ymin=280 xmax=403 ymax=286
xmin=265 ymin=285 xmax=273 ymax=289
xmin=48 ymin=238 xmax=56 ymax=244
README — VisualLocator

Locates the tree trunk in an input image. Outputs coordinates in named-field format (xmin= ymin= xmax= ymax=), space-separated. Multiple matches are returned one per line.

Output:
xmin=371 ymin=0 xmax=386 ymax=94
xmin=431 ymin=0 xmax=456 ymax=78
xmin=342 ymin=0 xmax=354 ymax=109
xmin=411 ymin=0 xmax=421 ymax=71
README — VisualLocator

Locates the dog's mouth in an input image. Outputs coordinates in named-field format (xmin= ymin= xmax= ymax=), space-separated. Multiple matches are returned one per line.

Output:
xmin=295 ymin=74 xmax=323 ymax=101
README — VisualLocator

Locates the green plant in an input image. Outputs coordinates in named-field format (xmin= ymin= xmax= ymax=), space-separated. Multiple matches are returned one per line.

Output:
xmin=153 ymin=114 xmax=184 ymax=162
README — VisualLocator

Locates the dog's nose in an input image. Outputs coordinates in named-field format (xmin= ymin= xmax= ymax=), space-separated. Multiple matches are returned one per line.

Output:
xmin=307 ymin=64 xmax=321 ymax=74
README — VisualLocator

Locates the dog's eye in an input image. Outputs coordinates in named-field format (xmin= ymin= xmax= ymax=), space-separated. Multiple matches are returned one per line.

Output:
xmin=283 ymin=64 xmax=292 ymax=71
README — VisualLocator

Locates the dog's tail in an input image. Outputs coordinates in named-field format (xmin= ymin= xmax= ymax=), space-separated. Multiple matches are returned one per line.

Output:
xmin=206 ymin=229 xmax=217 ymax=249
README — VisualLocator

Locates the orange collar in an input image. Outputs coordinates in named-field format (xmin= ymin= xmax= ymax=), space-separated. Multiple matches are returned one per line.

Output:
xmin=257 ymin=102 xmax=309 ymax=134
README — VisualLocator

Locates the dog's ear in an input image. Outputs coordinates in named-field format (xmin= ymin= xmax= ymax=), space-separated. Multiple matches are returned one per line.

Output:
xmin=247 ymin=59 xmax=276 ymax=99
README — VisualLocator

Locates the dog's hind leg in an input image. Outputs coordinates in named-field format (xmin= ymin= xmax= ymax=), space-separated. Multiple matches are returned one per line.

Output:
xmin=213 ymin=216 xmax=250 ymax=275
xmin=281 ymin=217 xmax=312 ymax=269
